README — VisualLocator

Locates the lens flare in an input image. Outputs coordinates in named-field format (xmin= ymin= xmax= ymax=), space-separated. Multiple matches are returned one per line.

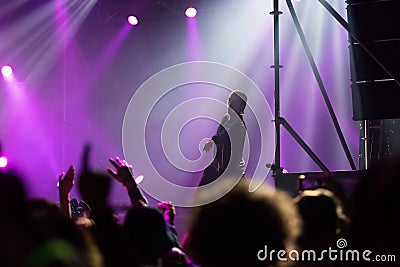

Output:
xmin=1 ymin=65 xmax=13 ymax=77
xmin=185 ymin=7 xmax=197 ymax=18
xmin=128 ymin=15 xmax=138 ymax=26
xmin=0 ymin=156 xmax=8 ymax=168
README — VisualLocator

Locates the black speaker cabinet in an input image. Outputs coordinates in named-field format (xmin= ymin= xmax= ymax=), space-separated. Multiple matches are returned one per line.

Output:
xmin=347 ymin=0 xmax=400 ymax=120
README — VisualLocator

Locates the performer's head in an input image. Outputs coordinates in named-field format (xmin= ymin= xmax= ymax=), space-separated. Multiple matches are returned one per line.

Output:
xmin=227 ymin=90 xmax=247 ymax=116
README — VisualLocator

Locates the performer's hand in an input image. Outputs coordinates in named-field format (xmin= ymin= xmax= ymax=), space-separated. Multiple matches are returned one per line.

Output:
xmin=106 ymin=156 xmax=137 ymax=190
xmin=203 ymin=139 xmax=214 ymax=153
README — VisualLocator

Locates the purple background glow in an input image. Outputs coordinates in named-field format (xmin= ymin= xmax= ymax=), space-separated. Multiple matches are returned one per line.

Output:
xmin=0 ymin=0 xmax=358 ymax=211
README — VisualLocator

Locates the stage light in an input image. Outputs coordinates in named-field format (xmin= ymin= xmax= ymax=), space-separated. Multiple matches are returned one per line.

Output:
xmin=185 ymin=7 xmax=197 ymax=18
xmin=0 ymin=156 xmax=8 ymax=168
xmin=1 ymin=65 xmax=13 ymax=78
xmin=128 ymin=15 xmax=138 ymax=26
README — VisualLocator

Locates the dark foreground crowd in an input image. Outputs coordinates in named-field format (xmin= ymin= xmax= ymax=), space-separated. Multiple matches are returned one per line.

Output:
xmin=0 ymin=147 xmax=399 ymax=267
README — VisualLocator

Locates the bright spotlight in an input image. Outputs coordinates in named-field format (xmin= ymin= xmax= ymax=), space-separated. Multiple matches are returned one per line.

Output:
xmin=185 ymin=7 xmax=197 ymax=18
xmin=0 ymin=156 xmax=8 ymax=168
xmin=128 ymin=15 xmax=139 ymax=26
xmin=1 ymin=65 xmax=13 ymax=78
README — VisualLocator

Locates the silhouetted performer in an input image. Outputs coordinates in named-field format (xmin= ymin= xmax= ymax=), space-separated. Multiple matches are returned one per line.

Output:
xmin=198 ymin=91 xmax=247 ymax=186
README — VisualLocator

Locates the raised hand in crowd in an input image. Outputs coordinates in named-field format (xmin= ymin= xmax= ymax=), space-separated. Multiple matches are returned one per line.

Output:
xmin=106 ymin=156 xmax=147 ymax=208
xmin=57 ymin=165 xmax=75 ymax=218
xmin=157 ymin=201 xmax=176 ymax=225
xmin=77 ymin=146 xmax=137 ymax=267
xmin=157 ymin=201 xmax=183 ymax=251
xmin=78 ymin=145 xmax=111 ymax=214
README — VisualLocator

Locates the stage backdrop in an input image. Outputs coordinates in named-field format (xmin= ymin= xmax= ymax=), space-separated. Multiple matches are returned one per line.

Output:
xmin=0 ymin=0 xmax=358 ymax=213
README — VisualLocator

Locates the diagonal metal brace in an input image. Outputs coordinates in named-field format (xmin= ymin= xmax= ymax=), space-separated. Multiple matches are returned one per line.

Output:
xmin=278 ymin=117 xmax=331 ymax=174
xmin=286 ymin=0 xmax=357 ymax=170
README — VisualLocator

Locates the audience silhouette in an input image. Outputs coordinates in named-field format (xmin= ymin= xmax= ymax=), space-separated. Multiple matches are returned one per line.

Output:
xmin=0 ymin=145 xmax=399 ymax=267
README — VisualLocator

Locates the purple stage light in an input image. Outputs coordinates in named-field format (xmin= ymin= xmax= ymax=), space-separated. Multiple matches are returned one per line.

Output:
xmin=1 ymin=65 xmax=13 ymax=77
xmin=128 ymin=15 xmax=139 ymax=26
xmin=185 ymin=7 xmax=197 ymax=18
xmin=0 ymin=156 xmax=8 ymax=168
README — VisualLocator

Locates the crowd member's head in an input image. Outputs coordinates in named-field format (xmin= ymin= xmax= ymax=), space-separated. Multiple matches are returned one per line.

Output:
xmin=0 ymin=170 xmax=27 ymax=225
xmin=185 ymin=179 xmax=302 ymax=267
xmin=0 ymin=170 xmax=31 ymax=267
xmin=349 ymin=153 xmax=400 ymax=265
xmin=294 ymin=188 xmax=349 ymax=251
xmin=124 ymin=206 xmax=174 ymax=265
xmin=26 ymin=198 xmax=103 ymax=267
xmin=78 ymin=170 xmax=111 ymax=212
